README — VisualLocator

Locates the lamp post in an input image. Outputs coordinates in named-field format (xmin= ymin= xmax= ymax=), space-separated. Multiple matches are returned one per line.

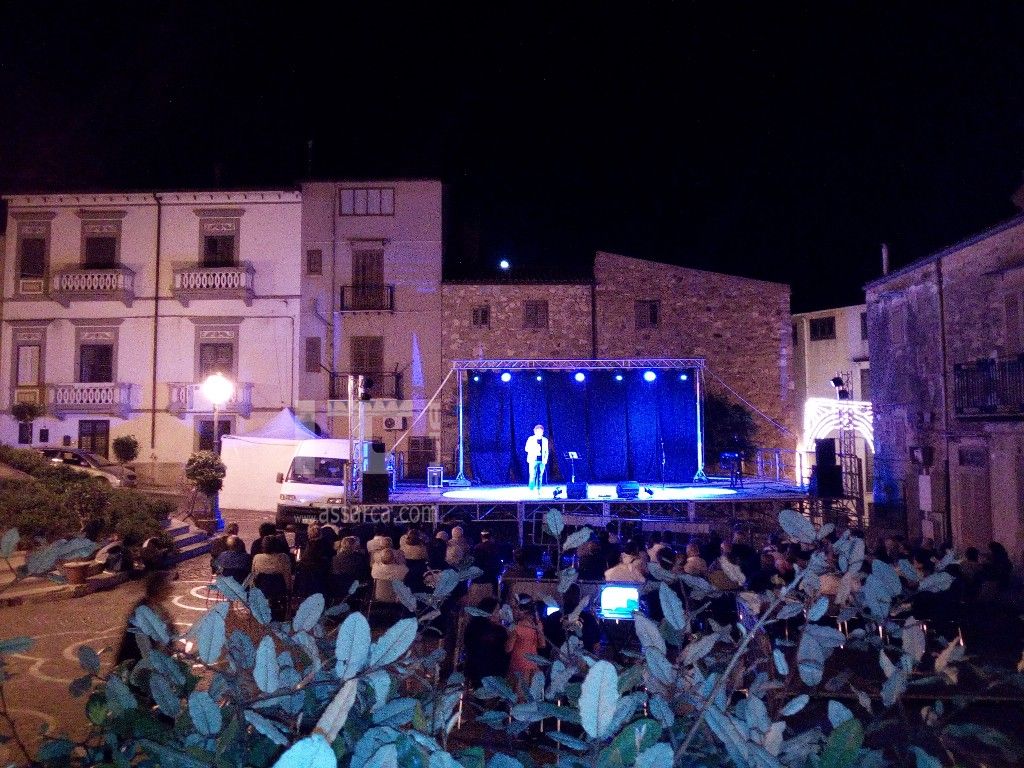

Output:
xmin=201 ymin=372 xmax=234 ymax=531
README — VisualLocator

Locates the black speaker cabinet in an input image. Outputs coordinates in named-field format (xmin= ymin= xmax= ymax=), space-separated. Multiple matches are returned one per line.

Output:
xmin=362 ymin=474 xmax=390 ymax=504
xmin=567 ymin=481 xmax=589 ymax=500
xmin=814 ymin=464 xmax=843 ymax=498
xmin=616 ymin=480 xmax=640 ymax=500
xmin=815 ymin=438 xmax=837 ymax=466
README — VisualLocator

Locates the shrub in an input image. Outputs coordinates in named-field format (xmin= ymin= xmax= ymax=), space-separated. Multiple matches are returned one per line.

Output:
xmin=185 ymin=450 xmax=226 ymax=497
xmin=111 ymin=435 xmax=140 ymax=466
xmin=10 ymin=401 xmax=43 ymax=424
xmin=0 ymin=444 xmax=48 ymax=475
xmin=102 ymin=489 xmax=164 ymax=546
xmin=0 ymin=481 xmax=77 ymax=540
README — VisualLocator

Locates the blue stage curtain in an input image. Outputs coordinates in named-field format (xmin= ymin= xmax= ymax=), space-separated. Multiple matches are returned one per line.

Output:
xmin=465 ymin=369 xmax=698 ymax=484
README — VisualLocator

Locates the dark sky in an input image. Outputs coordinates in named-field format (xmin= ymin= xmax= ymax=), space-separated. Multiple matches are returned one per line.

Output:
xmin=2 ymin=4 xmax=1023 ymax=311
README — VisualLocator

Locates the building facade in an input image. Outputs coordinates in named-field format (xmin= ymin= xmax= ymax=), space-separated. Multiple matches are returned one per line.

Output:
xmin=867 ymin=214 xmax=1024 ymax=564
xmin=297 ymin=181 xmax=444 ymax=478
xmin=1 ymin=190 xmax=303 ymax=484
xmin=792 ymin=304 xmax=872 ymax=502
xmin=440 ymin=252 xmax=794 ymax=475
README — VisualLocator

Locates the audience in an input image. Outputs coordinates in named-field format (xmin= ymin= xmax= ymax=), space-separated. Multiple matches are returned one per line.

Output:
xmin=209 ymin=523 xmax=240 ymax=571
xmin=250 ymin=523 xmax=278 ymax=556
xmin=370 ymin=547 xmax=409 ymax=604
xmin=506 ymin=595 xmax=543 ymax=696
xmin=428 ymin=531 xmax=450 ymax=569
xmin=214 ymin=536 xmax=251 ymax=582
xmin=679 ymin=543 xmax=709 ymax=577
xmin=446 ymin=526 xmax=470 ymax=567
xmin=463 ymin=597 xmax=509 ymax=688
xmin=543 ymin=583 xmax=600 ymax=653
xmin=605 ymin=542 xmax=646 ymax=583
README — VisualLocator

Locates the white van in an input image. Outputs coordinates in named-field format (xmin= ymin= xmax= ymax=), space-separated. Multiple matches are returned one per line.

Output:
xmin=275 ymin=439 xmax=350 ymax=530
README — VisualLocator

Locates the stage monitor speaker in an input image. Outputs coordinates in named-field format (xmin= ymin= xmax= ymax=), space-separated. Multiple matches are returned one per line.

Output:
xmin=362 ymin=474 xmax=390 ymax=504
xmin=567 ymin=481 xmax=589 ymax=500
xmin=815 ymin=438 xmax=837 ymax=467
xmin=616 ymin=480 xmax=640 ymax=500
xmin=814 ymin=465 xmax=843 ymax=498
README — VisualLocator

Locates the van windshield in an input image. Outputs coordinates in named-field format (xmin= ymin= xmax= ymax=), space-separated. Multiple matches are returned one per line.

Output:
xmin=286 ymin=456 xmax=347 ymax=486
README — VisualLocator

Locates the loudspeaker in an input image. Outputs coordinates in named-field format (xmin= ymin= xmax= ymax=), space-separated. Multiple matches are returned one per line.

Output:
xmin=567 ymin=481 xmax=589 ymax=500
xmin=363 ymin=440 xmax=387 ymax=474
xmin=814 ymin=465 xmax=843 ymax=498
xmin=815 ymin=438 xmax=837 ymax=466
xmin=362 ymin=474 xmax=390 ymax=504
xmin=616 ymin=480 xmax=640 ymax=500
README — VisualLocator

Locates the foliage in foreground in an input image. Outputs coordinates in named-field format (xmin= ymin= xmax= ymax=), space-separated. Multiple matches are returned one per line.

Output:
xmin=1 ymin=510 xmax=1022 ymax=768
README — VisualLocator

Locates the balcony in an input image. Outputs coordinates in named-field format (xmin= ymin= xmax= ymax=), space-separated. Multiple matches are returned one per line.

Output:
xmin=50 ymin=266 xmax=135 ymax=307
xmin=168 ymin=382 xmax=254 ymax=418
xmin=329 ymin=371 xmax=403 ymax=400
xmin=13 ymin=385 xmax=46 ymax=406
xmin=339 ymin=284 xmax=395 ymax=312
xmin=172 ymin=263 xmax=255 ymax=306
xmin=953 ymin=357 xmax=1024 ymax=418
xmin=50 ymin=383 xmax=132 ymax=419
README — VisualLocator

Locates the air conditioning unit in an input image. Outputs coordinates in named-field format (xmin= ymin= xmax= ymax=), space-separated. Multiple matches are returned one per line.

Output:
xmin=383 ymin=416 xmax=408 ymax=431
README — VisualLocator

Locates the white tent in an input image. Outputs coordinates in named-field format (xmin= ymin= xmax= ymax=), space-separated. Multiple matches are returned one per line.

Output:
xmin=219 ymin=409 xmax=319 ymax=512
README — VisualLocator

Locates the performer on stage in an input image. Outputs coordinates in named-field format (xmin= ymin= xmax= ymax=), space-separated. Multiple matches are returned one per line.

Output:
xmin=525 ymin=424 xmax=549 ymax=492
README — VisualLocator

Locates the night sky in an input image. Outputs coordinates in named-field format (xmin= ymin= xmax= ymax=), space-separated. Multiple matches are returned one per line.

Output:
xmin=2 ymin=4 xmax=1023 ymax=311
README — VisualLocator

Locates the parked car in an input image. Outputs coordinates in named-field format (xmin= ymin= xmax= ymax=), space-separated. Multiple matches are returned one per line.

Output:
xmin=35 ymin=447 xmax=138 ymax=488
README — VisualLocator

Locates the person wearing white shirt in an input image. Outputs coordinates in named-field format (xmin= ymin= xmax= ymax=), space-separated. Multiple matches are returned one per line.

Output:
xmin=524 ymin=424 xmax=549 ymax=492
xmin=604 ymin=546 xmax=646 ymax=583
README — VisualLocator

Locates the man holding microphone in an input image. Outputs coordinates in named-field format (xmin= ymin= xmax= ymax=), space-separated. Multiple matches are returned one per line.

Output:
xmin=525 ymin=424 xmax=549 ymax=493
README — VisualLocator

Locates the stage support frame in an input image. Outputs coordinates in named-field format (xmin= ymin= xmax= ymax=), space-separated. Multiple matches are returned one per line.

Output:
xmin=452 ymin=358 xmax=706 ymax=487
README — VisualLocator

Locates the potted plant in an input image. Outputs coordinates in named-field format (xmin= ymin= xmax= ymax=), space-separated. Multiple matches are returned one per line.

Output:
xmin=111 ymin=435 xmax=139 ymax=466
xmin=184 ymin=450 xmax=226 ymax=533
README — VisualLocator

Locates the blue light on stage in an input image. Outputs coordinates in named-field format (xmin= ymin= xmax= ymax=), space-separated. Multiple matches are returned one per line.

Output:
xmin=499 ymin=259 xmax=511 ymax=270
xmin=472 ymin=375 xmax=480 ymax=382
xmin=574 ymin=372 xmax=586 ymax=383
xmin=535 ymin=374 xmax=543 ymax=381
xmin=500 ymin=372 xmax=512 ymax=383
xmin=679 ymin=373 xmax=689 ymax=381
xmin=614 ymin=373 xmax=624 ymax=382
xmin=643 ymin=370 xmax=657 ymax=382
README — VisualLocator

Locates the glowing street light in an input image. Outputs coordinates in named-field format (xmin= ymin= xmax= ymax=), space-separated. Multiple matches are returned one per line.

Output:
xmin=201 ymin=372 xmax=234 ymax=454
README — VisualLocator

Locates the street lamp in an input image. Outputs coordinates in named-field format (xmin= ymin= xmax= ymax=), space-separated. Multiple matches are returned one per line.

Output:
xmin=201 ymin=372 xmax=234 ymax=454
xmin=200 ymin=372 xmax=234 ymax=532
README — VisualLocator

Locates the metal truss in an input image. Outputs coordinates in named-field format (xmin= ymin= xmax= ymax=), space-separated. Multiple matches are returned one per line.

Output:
xmin=452 ymin=358 xmax=705 ymax=371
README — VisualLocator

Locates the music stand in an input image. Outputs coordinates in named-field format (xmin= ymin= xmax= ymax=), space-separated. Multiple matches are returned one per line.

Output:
xmin=564 ymin=451 xmax=581 ymax=482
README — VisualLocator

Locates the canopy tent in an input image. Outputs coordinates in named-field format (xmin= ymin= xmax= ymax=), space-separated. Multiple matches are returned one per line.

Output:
xmin=219 ymin=408 xmax=319 ymax=512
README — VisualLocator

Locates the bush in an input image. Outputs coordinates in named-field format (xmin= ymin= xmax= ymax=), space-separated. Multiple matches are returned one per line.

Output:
xmin=111 ymin=435 xmax=140 ymax=465
xmin=102 ymin=489 xmax=164 ymax=546
xmin=0 ymin=509 xmax=1015 ymax=768
xmin=0 ymin=481 xmax=76 ymax=540
xmin=0 ymin=445 xmax=48 ymax=475
xmin=185 ymin=450 xmax=226 ymax=497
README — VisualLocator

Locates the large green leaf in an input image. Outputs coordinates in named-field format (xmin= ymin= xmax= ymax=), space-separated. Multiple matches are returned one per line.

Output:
xmin=148 ymin=673 xmax=180 ymax=717
xmin=192 ymin=602 xmax=227 ymax=665
xmin=244 ymin=710 xmax=289 ymax=746
xmin=0 ymin=528 xmax=19 ymax=558
xmin=336 ymin=611 xmax=371 ymax=679
xmin=0 ymin=636 xmax=33 ymax=655
xmin=131 ymin=605 xmax=170 ymax=645
xmin=370 ymin=618 xmax=417 ymax=667
xmin=579 ymin=659 xmax=619 ymax=739
xmin=779 ymin=509 xmax=816 ymax=544
xmin=77 ymin=645 xmax=100 ymax=675
xmin=545 ymin=509 xmax=564 ymax=537
xmin=819 ymin=717 xmax=864 ymax=768
xmin=269 ymin=733 xmax=336 ymax=768
xmin=659 ymin=583 xmax=686 ymax=631
xmin=254 ymin=636 xmax=281 ymax=693
xmin=315 ymin=678 xmax=358 ymax=741
xmin=562 ymin=527 xmax=593 ymax=551
xmin=635 ymin=743 xmax=674 ymax=768
xmin=292 ymin=593 xmax=325 ymax=633
xmin=188 ymin=691 xmax=222 ymax=736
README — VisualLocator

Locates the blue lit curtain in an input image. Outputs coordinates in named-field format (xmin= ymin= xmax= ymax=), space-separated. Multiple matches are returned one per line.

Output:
xmin=464 ymin=369 xmax=698 ymax=484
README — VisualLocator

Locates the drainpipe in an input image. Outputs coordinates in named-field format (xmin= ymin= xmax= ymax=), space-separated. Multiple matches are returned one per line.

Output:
xmin=590 ymin=277 xmax=598 ymax=358
xmin=150 ymin=194 xmax=162 ymax=451
xmin=935 ymin=258 xmax=953 ymax=547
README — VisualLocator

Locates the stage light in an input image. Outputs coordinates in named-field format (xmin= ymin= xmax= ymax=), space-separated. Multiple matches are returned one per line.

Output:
xmin=643 ymin=371 xmax=657 ymax=382
xmin=679 ymin=373 xmax=688 ymax=381
xmin=643 ymin=487 xmax=655 ymax=496
xmin=552 ymin=488 xmax=563 ymax=499
xmin=500 ymin=372 xmax=511 ymax=383
xmin=535 ymin=374 xmax=543 ymax=382
xmin=614 ymin=373 xmax=624 ymax=382
xmin=499 ymin=259 xmax=511 ymax=270
xmin=472 ymin=375 xmax=480 ymax=382
xmin=574 ymin=372 xmax=586 ymax=383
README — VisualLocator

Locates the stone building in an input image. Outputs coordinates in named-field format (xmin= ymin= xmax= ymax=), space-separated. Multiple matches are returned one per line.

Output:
xmin=866 ymin=213 xmax=1024 ymax=563
xmin=439 ymin=251 xmax=794 ymax=474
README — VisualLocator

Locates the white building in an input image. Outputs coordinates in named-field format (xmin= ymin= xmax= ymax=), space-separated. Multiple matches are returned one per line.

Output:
xmin=296 ymin=180 xmax=444 ymax=479
xmin=792 ymin=304 xmax=872 ymax=505
xmin=1 ymin=190 xmax=303 ymax=484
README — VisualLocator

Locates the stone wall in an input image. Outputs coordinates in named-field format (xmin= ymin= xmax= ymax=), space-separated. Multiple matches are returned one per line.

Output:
xmin=594 ymin=252 xmax=795 ymax=445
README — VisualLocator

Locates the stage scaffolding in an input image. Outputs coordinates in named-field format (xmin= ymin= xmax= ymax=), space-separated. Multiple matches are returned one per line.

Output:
xmin=450 ymin=358 xmax=708 ymax=485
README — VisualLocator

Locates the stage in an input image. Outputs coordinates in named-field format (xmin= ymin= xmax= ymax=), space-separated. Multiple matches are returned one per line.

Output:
xmin=440 ymin=483 xmax=741 ymax=503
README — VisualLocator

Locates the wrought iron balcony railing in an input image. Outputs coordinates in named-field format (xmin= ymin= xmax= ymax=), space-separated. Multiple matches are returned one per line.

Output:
xmin=953 ymin=357 xmax=1024 ymax=417
xmin=50 ymin=383 xmax=132 ymax=419
xmin=50 ymin=266 xmax=135 ymax=307
xmin=329 ymin=371 xmax=403 ymax=400
xmin=167 ymin=382 xmax=254 ymax=418
xmin=339 ymin=284 xmax=395 ymax=312
xmin=172 ymin=263 xmax=255 ymax=306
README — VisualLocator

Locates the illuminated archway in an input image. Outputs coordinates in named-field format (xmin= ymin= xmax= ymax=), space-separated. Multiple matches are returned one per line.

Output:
xmin=801 ymin=397 xmax=874 ymax=453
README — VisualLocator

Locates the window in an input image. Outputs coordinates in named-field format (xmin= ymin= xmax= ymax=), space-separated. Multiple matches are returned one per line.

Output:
xmin=792 ymin=323 xmax=799 ymax=346
xmin=84 ymin=236 xmax=118 ymax=269
xmin=339 ymin=187 xmax=395 ymax=216
xmin=472 ymin=305 xmax=490 ymax=328
xmin=305 ymin=337 xmax=322 ymax=374
xmin=860 ymin=311 xmax=868 ymax=341
xmin=79 ymin=345 xmax=113 ymax=383
xmin=809 ymin=316 xmax=836 ymax=341
xmin=198 ymin=343 xmax=234 ymax=378
xmin=351 ymin=336 xmax=384 ymax=396
xmin=197 ymin=419 xmax=231 ymax=454
xmin=78 ymin=420 xmax=110 ymax=458
xmin=523 ymin=300 xmax=549 ymax=330
xmin=635 ymin=300 xmax=659 ymax=329
xmin=17 ymin=423 xmax=32 ymax=445
xmin=203 ymin=235 xmax=236 ymax=267
xmin=306 ymin=249 xmax=323 ymax=275
xmin=351 ymin=250 xmax=387 ymax=309
xmin=16 ymin=345 xmax=40 ymax=387
xmin=19 ymin=238 xmax=46 ymax=279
